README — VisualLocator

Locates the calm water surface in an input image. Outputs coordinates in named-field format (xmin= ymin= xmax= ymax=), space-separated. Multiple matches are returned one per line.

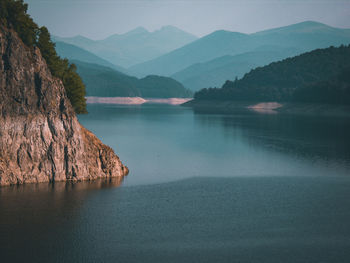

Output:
xmin=1 ymin=104 xmax=350 ymax=262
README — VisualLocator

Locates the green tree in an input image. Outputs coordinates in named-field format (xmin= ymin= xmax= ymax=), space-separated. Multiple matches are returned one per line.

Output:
xmin=62 ymin=64 xmax=87 ymax=114
xmin=1 ymin=0 xmax=87 ymax=114
xmin=0 ymin=0 xmax=38 ymax=47
xmin=37 ymin=26 xmax=64 ymax=77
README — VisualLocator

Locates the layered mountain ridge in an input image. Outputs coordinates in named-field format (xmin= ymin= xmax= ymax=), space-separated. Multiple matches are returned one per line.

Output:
xmin=72 ymin=60 xmax=192 ymax=98
xmin=53 ymin=25 xmax=197 ymax=67
xmin=129 ymin=21 xmax=350 ymax=90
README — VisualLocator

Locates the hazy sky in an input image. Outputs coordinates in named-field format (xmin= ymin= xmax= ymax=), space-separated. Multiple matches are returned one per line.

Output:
xmin=26 ymin=0 xmax=350 ymax=39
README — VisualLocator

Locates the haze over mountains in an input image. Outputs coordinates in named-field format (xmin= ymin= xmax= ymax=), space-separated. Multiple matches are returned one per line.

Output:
xmin=55 ymin=41 xmax=129 ymax=74
xmin=130 ymin=21 xmax=350 ymax=90
xmin=171 ymin=47 xmax=300 ymax=91
xmin=53 ymin=26 xmax=197 ymax=67
xmin=54 ymin=42 xmax=192 ymax=98
xmin=55 ymin=21 xmax=350 ymax=94
xmin=72 ymin=60 xmax=192 ymax=98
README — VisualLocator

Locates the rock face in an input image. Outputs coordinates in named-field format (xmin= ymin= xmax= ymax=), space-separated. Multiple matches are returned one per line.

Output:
xmin=0 ymin=26 xmax=128 ymax=186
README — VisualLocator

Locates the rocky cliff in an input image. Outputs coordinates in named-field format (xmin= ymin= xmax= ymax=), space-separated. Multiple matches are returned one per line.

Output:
xmin=0 ymin=26 xmax=128 ymax=186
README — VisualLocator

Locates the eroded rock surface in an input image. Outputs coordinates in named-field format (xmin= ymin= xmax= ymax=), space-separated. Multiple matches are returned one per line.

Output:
xmin=0 ymin=26 xmax=128 ymax=186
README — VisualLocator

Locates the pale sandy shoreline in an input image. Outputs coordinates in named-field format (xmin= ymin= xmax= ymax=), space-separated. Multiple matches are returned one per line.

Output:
xmin=86 ymin=97 xmax=193 ymax=105
xmin=247 ymin=102 xmax=283 ymax=114
xmin=183 ymin=100 xmax=350 ymax=117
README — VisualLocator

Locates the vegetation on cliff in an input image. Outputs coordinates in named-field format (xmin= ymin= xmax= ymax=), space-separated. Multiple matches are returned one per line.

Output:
xmin=0 ymin=0 xmax=87 ymax=113
xmin=194 ymin=45 xmax=350 ymax=104
xmin=0 ymin=24 xmax=128 ymax=185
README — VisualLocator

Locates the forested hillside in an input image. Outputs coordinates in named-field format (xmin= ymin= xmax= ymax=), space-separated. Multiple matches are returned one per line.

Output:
xmin=194 ymin=45 xmax=350 ymax=104
xmin=74 ymin=61 xmax=192 ymax=98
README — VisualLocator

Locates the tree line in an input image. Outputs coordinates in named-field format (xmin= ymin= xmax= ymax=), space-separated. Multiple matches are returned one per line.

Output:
xmin=194 ymin=45 xmax=350 ymax=105
xmin=0 ymin=0 xmax=87 ymax=113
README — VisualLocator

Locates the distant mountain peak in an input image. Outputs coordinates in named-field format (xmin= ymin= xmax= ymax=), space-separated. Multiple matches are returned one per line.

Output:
xmin=253 ymin=20 xmax=335 ymax=35
xmin=158 ymin=25 xmax=183 ymax=32
xmin=129 ymin=20 xmax=350 ymax=78
xmin=287 ymin=20 xmax=332 ymax=29
xmin=53 ymin=34 xmax=93 ymax=42
xmin=126 ymin=26 xmax=149 ymax=35
xmin=74 ymin=34 xmax=92 ymax=40
xmin=52 ymin=34 xmax=96 ymax=46
xmin=153 ymin=25 xmax=197 ymax=38
xmin=297 ymin=20 xmax=327 ymax=26
xmin=205 ymin=30 xmax=248 ymax=40
xmin=211 ymin=29 xmax=247 ymax=35
xmin=102 ymin=27 xmax=148 ymax=41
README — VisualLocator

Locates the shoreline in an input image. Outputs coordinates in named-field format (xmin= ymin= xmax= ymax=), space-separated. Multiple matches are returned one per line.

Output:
xmin=183 ymin=100 xmax=350 ymax=117
xmin=86 ymin=96 xmax=192 ymax=105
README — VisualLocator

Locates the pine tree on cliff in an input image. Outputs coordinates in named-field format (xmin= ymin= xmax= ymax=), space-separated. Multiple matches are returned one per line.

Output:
xmin=37 ymin=26 xmax=87 ymax=113
xmin=0 ymin=0 xmax=87 ymax=114
xmin=0 ymin=0 xmax=37 ymax=47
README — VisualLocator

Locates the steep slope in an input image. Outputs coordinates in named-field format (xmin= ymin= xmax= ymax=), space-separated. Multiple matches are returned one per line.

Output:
xmin=55 ymin=41 xmax=128 ymax=73
xmin=54 ymin=26 xmax=197 ymax=67
xmin=0 ymin=26 xmax=128 ymax=186
xmin=172 ymin=47 xmax=301 ymax=91
xmin=194 ymin=45 xmax=350 ymax=104
xmin=73 ymin=60 xmax=192 ymax=98
xmin=130 ymin=21 xmax=350 ymax=77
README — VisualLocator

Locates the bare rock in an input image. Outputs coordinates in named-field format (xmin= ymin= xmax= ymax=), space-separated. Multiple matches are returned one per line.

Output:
xmin=0 ymin=26 xmax=128 ymax=186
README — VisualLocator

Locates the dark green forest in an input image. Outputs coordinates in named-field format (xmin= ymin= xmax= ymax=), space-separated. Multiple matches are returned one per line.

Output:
xmin=194 ymin=45 xmax=350 ymax=105
xmin=73 ymin=60 xmax=192 ymax=98
xmin=138 ymin=75 xmax=192 ymax=98
xmin=0 ymin=0 xmax=87 ymax=113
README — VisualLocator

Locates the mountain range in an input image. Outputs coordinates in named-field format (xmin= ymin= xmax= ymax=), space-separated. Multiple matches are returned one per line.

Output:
xmin=55 ymin=41 xmax=129 ymax=73
xmin=55 ymin=21 xmax=350 ymax=94
xmin=53 ymin=26 xmax=197 ymax=67
xmin=171 ymin=47 xmax=301 ymax=91
xmin=129 ymin=21 xmax=350 ymax=91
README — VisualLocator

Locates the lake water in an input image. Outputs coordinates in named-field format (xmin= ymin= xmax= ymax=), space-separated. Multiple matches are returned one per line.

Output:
xmin=1 ymin=104 xmax=350 ymax=262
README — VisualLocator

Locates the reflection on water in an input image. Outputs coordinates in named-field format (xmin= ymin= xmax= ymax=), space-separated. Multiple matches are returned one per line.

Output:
xmin=76 ymin=104 xmax=350 ymax=186
xmin=0 ymin=178 xmax=123 ymax=262
xmin=195 ymin=112 xmax=350 ymax=162
xmin=1 ymin=104 xmax=350 ymax=262
xmin=1 ymin=176 xmax=350 ymax=263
